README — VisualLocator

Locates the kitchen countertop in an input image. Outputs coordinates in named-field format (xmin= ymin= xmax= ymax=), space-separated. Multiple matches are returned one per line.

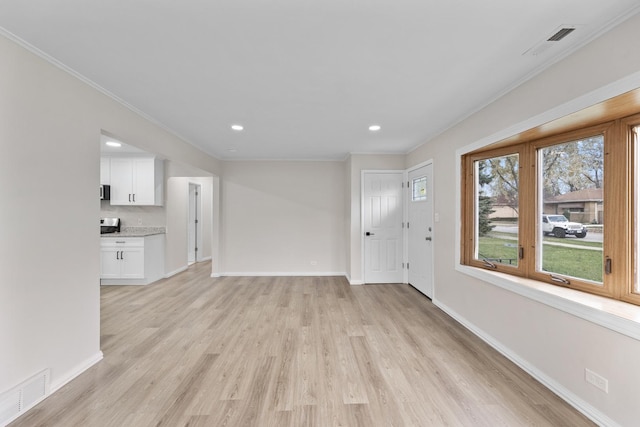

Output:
xmin=100 ymin=226 xmax=166 ymax=237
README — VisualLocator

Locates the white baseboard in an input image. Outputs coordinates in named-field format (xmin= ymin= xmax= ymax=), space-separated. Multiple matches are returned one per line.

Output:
xmin=168 ymin=259 xmax=213 ymax=279
xmin=0 ymin=369 xmax=50 ymax=427
xmin=164 ymin=266 xmax=188 ymax=278
xmin=344 ymin=273 xmax=363 ymax=285
xmin=3 ymin=353 xmax=103 ymax=426
xmin=434 ymin=299 xmax=619 ymax=427
xmin=220 ymin=271 xmax=347 ymax=277
xmin=50 ymin=351 xmax=104 ymax=393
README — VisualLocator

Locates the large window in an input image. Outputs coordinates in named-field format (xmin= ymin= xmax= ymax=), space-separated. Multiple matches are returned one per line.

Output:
xmin=462 ymin=111 xmax=640 ymax=305
xmin=536 ymin=134 xmax=604 ymax=285
xmin=463 ymin=146 xmax=527 ymax=276
xmin=473 ymin=152 xmax=520 ymax=269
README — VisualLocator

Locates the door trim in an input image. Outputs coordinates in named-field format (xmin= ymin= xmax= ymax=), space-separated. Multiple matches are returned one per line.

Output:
xmin=361 ymin=169 xmax=406 ymax=284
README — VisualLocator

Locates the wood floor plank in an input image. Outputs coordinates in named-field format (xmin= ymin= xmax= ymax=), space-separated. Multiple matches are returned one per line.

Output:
xmin=9 ymin=262 xmax=594 ymax=426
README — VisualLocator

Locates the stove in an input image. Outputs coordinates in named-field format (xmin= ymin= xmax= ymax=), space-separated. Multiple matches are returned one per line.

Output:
xmin=100 ymin=217 xmax=121 ymax=234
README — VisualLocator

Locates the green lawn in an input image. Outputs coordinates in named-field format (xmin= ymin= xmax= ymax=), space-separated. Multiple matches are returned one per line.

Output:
xmin=542 ymin=245 xmax=603 ymax=283
xmin=477 ymin=236 xmax=519 ymax=266
xmin=478 ymin=235 xmax=603 ymax=283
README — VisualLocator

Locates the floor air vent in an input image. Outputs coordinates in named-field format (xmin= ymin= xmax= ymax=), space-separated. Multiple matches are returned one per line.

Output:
xmin=0 ymin=369 xmax=49 ymax=427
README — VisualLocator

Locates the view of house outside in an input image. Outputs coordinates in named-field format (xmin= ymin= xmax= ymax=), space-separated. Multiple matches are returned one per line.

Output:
xmin=475 ymin=136 xmax=604 ymax=283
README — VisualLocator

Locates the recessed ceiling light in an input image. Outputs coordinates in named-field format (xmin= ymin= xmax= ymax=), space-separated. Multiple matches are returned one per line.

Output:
xmin=231 ymin=124 xmax=244 ymax=131
xmin=369 ymin=125 xmax=381 ymax=131
xmin=105 ymin=141 xmax=122 ymax=147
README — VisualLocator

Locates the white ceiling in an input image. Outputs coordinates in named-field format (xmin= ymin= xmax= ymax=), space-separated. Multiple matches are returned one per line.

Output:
xmin=99 ymin=134 xmax=147 ymax=155
xmin=1 ymin=1 xmax=639 ymax=160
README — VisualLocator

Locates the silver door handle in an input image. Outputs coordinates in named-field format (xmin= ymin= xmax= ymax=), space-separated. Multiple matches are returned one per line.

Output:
xmin=425 ymin=237 xmax=432 ymax=241
xmin=365 ymin=232 xmax=375 ymax=236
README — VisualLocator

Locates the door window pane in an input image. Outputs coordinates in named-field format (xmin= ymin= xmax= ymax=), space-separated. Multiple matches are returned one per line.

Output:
xmin=412 ymin=176 xmax=427 ymax=201
xmin=474 ymin=154 xmax=519 ymax=267
xmin=538 ymin=136 xmax=604 ymax=283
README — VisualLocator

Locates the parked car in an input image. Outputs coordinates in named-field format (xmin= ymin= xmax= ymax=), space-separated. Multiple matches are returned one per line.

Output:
xmin=542 ymin=214 xmax=587 ymax=238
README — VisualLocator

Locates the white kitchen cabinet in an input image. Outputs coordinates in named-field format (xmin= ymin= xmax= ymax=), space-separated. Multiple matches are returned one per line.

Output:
xmin=100 ymin=157 xmax=110 ymax=185
xmin=100 ymin=246 xmax=144 ymax=279
xmin=109 ymin=157 xmax=164 ymax=206
xmin=100 ymin=237 xmax=145 ymax=279
xmin=100 ymin=235 xmax=164 ymax=285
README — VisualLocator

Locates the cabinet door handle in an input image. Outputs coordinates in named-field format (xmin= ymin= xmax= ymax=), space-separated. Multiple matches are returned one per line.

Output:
xmin=133 ymin=193 xmax=135 ymax=202
xmin=116 ymin=251 xmax=120 ymax=260
xmin=129 ymin=194 xmax=132 ymax=202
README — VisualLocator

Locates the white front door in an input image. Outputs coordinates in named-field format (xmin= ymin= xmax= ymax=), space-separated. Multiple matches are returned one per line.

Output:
xmin=408 ymin=164 xmax=434 ymax=297
xmin=363 ymin=172 xmax=404 ymax=284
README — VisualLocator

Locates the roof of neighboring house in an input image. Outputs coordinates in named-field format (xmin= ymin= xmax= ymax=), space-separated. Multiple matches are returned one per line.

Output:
xmin=545 ymin=188 xmax=603 ymax=203
xmin=490 ymin=194 xmax=515 ymax=206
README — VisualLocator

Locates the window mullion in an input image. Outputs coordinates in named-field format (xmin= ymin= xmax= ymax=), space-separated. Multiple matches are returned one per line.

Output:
xmin=609 ymin=119 xmax=634 ymax=301
xmin=520 ymin=144 xmax=536 ymax=277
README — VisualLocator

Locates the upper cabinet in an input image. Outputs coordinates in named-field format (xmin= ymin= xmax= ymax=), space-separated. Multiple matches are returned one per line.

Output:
xmin=109 ymin=157 xmax=164 ymax=206
xmin=100 ymin=157 xmax=111 ymax=185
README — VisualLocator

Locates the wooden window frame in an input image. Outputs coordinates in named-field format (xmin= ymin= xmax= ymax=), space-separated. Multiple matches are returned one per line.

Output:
xmin=622 ymin=113 xmax=640 ymax=305
xmin=461 ymin=105 xmax=640 ymax=306
xmin=462 ymin=145 xmax=528 ymax=277
xmin=528 ymin=123 xmax=620 ymax=298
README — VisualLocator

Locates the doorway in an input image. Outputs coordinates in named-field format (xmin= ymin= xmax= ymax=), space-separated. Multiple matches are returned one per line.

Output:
xmin=407 ymin=162 xmax=434 ymax=298
xmin=188 ymin=183 xmax=202 ymax=264
xmin=362 ymin=171 xmax=404 ymax=284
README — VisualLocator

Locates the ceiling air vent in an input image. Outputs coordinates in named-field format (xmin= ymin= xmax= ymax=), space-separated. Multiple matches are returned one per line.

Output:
xmin=547 ymin=27 xmax=575 ymax=42
xmin=523 ymin=25 xmax=578 ymax=56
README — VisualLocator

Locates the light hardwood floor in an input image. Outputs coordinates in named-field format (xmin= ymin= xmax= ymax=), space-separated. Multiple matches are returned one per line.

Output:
xmin=11 ymin=262 xmax=594 ymax=426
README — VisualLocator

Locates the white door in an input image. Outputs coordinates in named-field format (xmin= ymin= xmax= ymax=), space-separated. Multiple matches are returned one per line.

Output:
xmin=363 ymin=172 xmax=404 ymax=283
xmin=408 ymin=164 xmax=434 ymax=298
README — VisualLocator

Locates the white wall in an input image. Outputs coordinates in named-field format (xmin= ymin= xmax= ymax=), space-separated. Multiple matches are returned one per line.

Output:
xmin=221 ymin=161 xmax=345 ymax=275
xmin=0 ymin=33 xmax=221 ymax=399
xmin=406 ymin=14 xmax=640 ymax=426
xmin=166 ymin=178 xmax=190 ymax=276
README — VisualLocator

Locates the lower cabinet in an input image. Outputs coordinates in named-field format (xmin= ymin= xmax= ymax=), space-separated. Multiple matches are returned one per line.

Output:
xmin=100 ymin=246 xmax=145 ymax=279
xmin=100 ymin=235 xmax=164 ymax=285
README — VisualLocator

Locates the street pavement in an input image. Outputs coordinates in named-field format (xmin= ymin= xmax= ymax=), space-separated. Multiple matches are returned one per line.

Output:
xmin=492 ymin=224 xmax=603 ymax=244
